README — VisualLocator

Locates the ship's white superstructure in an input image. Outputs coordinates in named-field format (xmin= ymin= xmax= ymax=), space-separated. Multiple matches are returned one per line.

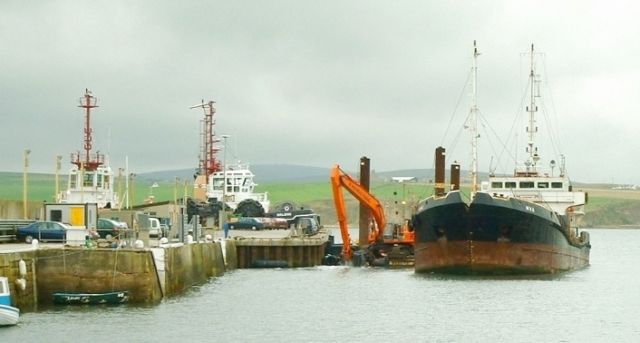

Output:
xmin=58 ymin=157 xmax=119 ymax=209
xmin=206 ymin=162 xmax=269 ymax=212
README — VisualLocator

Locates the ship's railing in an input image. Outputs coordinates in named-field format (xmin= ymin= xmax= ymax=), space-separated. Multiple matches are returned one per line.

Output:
xmin=70 ymin=152 xmax=104 ymax=165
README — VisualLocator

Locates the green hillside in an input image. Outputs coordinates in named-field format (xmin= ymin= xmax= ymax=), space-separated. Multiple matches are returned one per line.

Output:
xmin=1 ymin=172 xmax=639 ymax=227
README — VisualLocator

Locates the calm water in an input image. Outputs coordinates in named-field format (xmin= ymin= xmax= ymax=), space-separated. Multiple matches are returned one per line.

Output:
xmin=2 ymin=229 xmax=639 ymax=342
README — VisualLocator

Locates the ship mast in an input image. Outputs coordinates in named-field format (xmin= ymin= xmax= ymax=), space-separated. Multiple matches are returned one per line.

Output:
xmin=470 ymin=41 xmax=480 ymax=192
xmin=72 ymin=89 xmax=103 ymax=171
xmin=190 ymin=100 xmax=221 ymax=178
xmin=525 ymin=44 xmax=540 ymax=174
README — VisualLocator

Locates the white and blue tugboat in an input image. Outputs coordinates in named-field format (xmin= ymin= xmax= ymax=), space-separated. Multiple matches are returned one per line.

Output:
xmin=0 ymin=276 xmax=20 ymax=326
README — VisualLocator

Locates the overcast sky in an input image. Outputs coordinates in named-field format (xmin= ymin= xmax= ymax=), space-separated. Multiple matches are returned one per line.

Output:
xmin=1 ymin=1 xmax=639 ymax=184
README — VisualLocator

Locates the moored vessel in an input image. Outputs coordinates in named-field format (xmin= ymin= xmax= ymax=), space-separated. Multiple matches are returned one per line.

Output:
xmin=190 ymin=100 xmax=269 ymax=217
xmin=412 ymin=43 xmax=590 ymax=275
xmin=0 ymin=276 xmax=20 ymax=326
xmin=52 ymin=290 xmax=129 ymax=305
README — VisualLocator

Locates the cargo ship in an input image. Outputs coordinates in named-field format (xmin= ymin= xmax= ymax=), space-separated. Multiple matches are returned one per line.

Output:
xmin=412 ymin=44 xmax=590 ymax=274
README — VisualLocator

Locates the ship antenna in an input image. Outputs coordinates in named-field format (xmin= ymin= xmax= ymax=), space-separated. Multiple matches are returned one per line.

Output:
xmin=469 ymin=40 xmax=480 ymax=193
xmin=526 ymin=44 xmax=540 ymax=174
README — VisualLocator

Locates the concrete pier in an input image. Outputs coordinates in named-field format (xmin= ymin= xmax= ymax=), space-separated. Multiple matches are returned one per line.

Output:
xmin=0 ymin=228 xmax=328 ymax=311
xmin=0 ymin=241 xmax=229 ymax=312
xmin=233 ymin=231 xmax=329 ymax=268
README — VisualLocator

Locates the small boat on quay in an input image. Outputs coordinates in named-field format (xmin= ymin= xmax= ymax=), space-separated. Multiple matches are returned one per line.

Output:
xmin=412 ymin=43 xmax=590 ymax=275
xmin=0 ymin=277 xmax=20 ymax=326
xmin=52 ymin=290 xmax=129 ymax=305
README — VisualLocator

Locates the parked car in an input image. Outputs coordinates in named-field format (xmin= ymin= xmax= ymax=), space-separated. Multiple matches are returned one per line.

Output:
xmin=228 ymin=217 xmax=264 ymax=230
xmin=17 ymin=221 xmax=71 ymax=243
xmin=97 ymin=218 xmax=127 ymax=239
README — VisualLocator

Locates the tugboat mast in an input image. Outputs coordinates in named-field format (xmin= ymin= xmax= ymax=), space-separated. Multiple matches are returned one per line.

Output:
xmin=72 ymin=89 xmax=103 ymax=171
xmin=59 ymin=89 xmax=118 ymax=209
xmin=190 ymin=100 xmax=221 ymax=178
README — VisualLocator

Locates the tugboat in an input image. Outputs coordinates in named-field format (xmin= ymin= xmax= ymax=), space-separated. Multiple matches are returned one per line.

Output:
xmin=190 ymin=100 xmax=269 ymax=218
xmin=412 ymin=43 xmax=590 ymax=275
xmin=57 ymin=89 xmax=119 ymax=209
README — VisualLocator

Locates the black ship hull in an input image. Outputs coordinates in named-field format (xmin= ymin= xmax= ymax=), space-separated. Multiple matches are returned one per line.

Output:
xmin=412 ymin=191 xmax=590 ymax=275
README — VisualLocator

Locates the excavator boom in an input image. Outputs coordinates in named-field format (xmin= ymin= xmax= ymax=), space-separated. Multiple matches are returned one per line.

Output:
xmin=330 ymin=168 xmax=352 ymax=260
xmin=330 ymin=165 xmax=387 ymax=261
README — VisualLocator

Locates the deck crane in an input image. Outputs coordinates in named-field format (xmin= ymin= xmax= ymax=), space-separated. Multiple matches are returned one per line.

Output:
xmin=330 ymin=165 xmax=414 ymax=264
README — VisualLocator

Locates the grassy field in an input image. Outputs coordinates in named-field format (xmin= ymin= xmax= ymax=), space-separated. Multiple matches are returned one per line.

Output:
xmin=580 ymin=188 xmax=640 ymax=227
xmin=1 ymin=172 xmax=639 ymax=226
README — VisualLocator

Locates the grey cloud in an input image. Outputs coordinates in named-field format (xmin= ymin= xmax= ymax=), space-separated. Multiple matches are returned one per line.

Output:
xmin=1 ymin=1 xmax=638 ymax=185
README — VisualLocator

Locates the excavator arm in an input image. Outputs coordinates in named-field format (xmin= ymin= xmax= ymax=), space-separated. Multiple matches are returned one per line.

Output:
xmin=330 ymin=165 xmax=387 ymax=261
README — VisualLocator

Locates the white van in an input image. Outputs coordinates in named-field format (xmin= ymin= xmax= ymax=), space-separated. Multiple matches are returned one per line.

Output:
xmin=149 ymin=218 xmax=162 ymax=238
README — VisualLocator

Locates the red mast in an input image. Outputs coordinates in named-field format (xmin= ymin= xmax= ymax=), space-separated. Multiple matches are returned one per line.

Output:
xmin=71 ymin=89 xmax=103 ymax=171
xmin=190 ymin=100 xmax=221 ymax=177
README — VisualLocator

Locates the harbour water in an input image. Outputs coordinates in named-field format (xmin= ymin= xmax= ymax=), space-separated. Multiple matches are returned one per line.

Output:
xmin=2 ymin=229 xmax=639 ymax=342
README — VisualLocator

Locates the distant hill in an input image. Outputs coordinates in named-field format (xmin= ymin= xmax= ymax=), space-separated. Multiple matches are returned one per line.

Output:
xmin=136 ymin=164 xmax=439 ymax=184
xmin=136 ymin=164 xmax=333 ymax=184
xmin=0 ymin=165 xmax=545 ymax=185
xmin=1 ymin=167 xmax=639 ymax=227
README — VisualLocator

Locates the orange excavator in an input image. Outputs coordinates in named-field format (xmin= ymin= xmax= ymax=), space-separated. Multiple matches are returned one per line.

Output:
xmin=330 ymin=165 xmax=414 ymax=266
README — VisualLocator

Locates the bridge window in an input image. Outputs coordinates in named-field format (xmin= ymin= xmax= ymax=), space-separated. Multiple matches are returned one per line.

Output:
xmin=551 ymin=182 xmax=563 ymax=189
xmin=491 ymin=182 xmax=503 ymax=188
xmin=519 ymin=181 xmax=535 ymax=189
xmin=83 ymin=173 xmax=94 ymax=187
xmin=537 ymin=182 xmax=549 ymax=189
xmin=505 ymin=182 xmax=516 ymax=188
